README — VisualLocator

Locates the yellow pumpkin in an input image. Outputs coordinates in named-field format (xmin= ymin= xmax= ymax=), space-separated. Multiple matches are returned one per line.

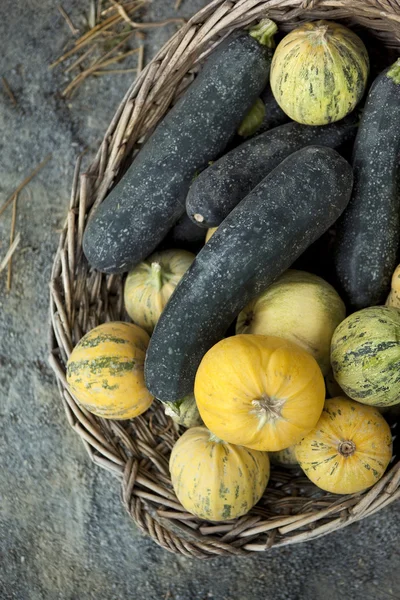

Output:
xmin=66 ymin=322 xmax=153 ymax=419
xmin=195 ymin=335 xmax=325 ymax=451
xmin=270 ymin=21 xmax=369 ymax=125
xmin=295 ymin=397 xmax=392 ymax=494
xmin=269 ymin=445 xmax=298 ymax=468
xmin=205 ymin=227 xmax=218 ymax=243
xmin=124 ymin=249 xmax=195 ymax=333
xmin=169 ymin=426 xmax=270 ymax=521
xmin=386 ymin=264 xmax=400 ymax=308
xmin=236 ymin=270 xmax=345 ymax=375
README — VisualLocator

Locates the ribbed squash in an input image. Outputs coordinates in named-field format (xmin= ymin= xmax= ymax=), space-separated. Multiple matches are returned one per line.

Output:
xmin=386 ymin=264 xmax=400 ymax=308
xmin=270 ymin=21 xmax=369 ymax=125
xmin=205 ymin=227 xmax=218 ymax=243
xmin=195 ymin=335 xmax=325 ymax=451
xmin=295 ymin=397 xmax=392 ymax=494
xmin=236 ymin=270 xmax=345 ymax=375
xmin=164 ymin=394 xmax=203 ymax=428
xmin=169 ymin=426 xmax=270 ymax=521
xmin=331 ymin=306 xmax=400 ymax=407
xmin=66 ymin=322 xmax=153 ymax=419
xmin=124 ymin=249 xmax=195 ymax=333
xmin=269 ymin=445 xmax=298 ymax=468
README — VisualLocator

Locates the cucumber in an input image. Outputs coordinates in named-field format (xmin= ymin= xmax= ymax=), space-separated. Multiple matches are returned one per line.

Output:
xmin=334 ymin=60 xmax=400 ymax=309
xmin=83 ymin=23 xmax=277 ymax=274
xmin=145 ymin=146 xmax=353 ymax=401
xmin=186 ymin=115 xmax=357 ymax=228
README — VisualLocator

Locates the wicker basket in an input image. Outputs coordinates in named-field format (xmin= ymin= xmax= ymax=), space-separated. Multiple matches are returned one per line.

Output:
xmin=49 ymin=0 xmax=400 ymax=558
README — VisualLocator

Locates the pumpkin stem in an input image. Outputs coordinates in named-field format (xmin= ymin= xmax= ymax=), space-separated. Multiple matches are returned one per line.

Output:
xmin=249 ymin=19 xmax=277 ymax=48
xmin=151 ymin=261 xmax=163 ymax=291
xmin=251 ymin=394 xmax=284 ymax=430
xmin=387 ymin=58 xmax=400 ymax=85
xmin=338 ymin=440 xmax=356 ymax=457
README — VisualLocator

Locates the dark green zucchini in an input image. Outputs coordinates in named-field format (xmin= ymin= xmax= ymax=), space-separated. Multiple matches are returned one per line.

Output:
xmin=145 ymin=146 xmax=353 ymax=401
xmin=334 ymin=60 xmax=400 ymax=309
xmin=186 ymin=115 xmax=357 ymax=228
xmin=83 ymin=23 xmax=277 ymax=274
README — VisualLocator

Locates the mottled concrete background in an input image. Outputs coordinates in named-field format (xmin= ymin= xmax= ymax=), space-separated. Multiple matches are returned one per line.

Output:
xmin=0 ymin=2 xmax=399 ymax=599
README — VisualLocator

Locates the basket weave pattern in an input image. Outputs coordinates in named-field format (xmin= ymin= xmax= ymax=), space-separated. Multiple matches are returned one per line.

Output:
xmin=49 ymin=0 xmax=400 ymax=557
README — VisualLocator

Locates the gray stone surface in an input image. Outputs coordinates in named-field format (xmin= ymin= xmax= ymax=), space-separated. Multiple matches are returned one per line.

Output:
xmin=0 ymin=2 xmax=399 ymax=599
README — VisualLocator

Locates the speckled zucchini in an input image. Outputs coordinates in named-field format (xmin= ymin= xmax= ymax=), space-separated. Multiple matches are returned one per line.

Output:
xmin=186 ymin=116 xmax=357 ymax=228
xmin=83 ymin=23 xmax=277 ymax=274
xmin=334 ymin=60 xmax=400 ymax=309
xmin=145 ymin=146 xmax=353 ymax=401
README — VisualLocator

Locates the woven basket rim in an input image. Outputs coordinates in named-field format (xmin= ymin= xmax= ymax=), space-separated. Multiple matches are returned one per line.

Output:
xmin=49 ymin=0 xmax=400 ymax=558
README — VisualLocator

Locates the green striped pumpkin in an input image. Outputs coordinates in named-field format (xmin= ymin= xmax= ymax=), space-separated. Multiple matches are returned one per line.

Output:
xmin=270 ymin=20 xmax=369 ymax=125
xmin=331 ymin=306 xmax=400 ymax=407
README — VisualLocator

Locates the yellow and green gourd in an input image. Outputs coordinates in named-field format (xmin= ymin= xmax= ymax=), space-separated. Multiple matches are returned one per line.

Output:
xmin=169 ymin=426 xmax=270 ymax=521
xmin=164 ymin=393 xmax=203 ymax=428
xmin=269 ymin=445 xmax=298 ymax=468
xmin=331 ymin=306 xmax=400 ymax=407
xmin=124 ymin=249 xmax=195 ymax=333
xmin=236 ymin=270 xmax=346 ymax=375
xmin=295 ymin=397 xmax=392 ymax=494
xmin=270 ymin=20 xmax=369 ymax=125
xmin=66 ymin=322 xmax=153 ymax=419
xmin=386 ymin=264 xmax=400 ymax=308
xmin=205 ymin=227 xmax=218 ymax=243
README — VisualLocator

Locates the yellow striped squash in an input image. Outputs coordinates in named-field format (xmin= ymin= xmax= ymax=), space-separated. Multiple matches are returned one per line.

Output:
xmin=169 ymin=426 xmax=270 ymax=521
xmin=124 ymin=249 xmax=195 ymax=333
xmin=295 ymin=397 xmax=392 ymax=494
xmin=66 ymin=322 xmax=153 ymax=419
xmin=270 ymin=21 xmax=369 ymax=125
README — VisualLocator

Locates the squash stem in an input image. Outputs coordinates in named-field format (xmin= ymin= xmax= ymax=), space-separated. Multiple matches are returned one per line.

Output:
xmin=209 ymin=431 xmax=223 ymax=444
xmin=151 ymin=261 xmax=163 ymax=291
xmin=249 ymin=19 xmax=277 ymax=48
xmin=338 ymin=440 xmax=356 ymax=457
xmin=387 ymin=58 xmax=400 ymax=85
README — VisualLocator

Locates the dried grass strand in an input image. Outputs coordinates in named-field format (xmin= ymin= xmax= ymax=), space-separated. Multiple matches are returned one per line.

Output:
xmin=0 ymin=155 xmax=51 ymax=219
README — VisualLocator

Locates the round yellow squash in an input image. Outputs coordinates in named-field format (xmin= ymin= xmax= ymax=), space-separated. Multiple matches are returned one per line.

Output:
xmin=386 ymin=264 xmax=400 ymax=308
xmin=236 ymin=270 xmax=346 ymax=375
xmin=124 ymin=249 xmax=195 ymax=333
xmin=270 ymin=20 xmax=369 ymax=125
xmin=295 ymin=397 xmax=392 ymax=494
xmin=164 ymin=393 xmax=203 ymax=428
xmin=195 ymin=334 xmax=325 ymax=451
xmin=169 ymin=426 xmax=270 ymax=521
xmin=269 ymin=445 xmax=298 ymax=468
xmin=205 ymin=227 xmax=218 ymax=243
xmin=66 ymin=322 xmax=153 ymax=419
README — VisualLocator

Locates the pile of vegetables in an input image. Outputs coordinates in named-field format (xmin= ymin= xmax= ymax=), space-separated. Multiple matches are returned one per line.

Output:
xmin=66 ymin=18 xmax=400 ymax=522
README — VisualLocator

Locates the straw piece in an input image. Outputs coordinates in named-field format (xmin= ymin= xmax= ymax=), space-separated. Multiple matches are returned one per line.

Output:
xmin=175 ymin=0 xmax=184 ymax=9
xmin=0 ymin=155 xmax=51 ymax=219
xmin=6 ymin=193 xmax=18 ymax=291
xmin=58 ymin=5 xmax=79 ymax=35
xmin=2 ymin=77 xmax=17 ymax=106
xmin=0 ymin=232 xmax=20 ymax=275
